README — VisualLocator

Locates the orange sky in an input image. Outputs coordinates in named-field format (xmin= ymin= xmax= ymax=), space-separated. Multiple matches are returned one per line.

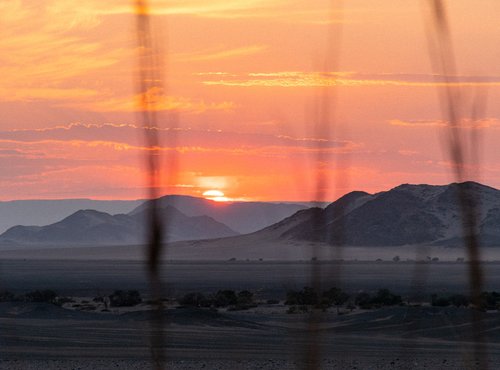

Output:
xmin=2 ymin=0 xmax=500 ymax=201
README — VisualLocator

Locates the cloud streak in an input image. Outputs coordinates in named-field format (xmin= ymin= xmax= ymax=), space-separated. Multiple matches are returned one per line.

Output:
xmin=390 ymin=118 xmax=500 ymax=129
xmin=200 ymin=71 xmax=500 ymax=88
xmin=0 ymin=123 xmax=357 ymax=153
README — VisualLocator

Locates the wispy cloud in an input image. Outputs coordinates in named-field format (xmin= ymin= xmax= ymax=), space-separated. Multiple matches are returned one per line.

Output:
xmin=390 ymin=118 xmax=500 ymax=129
xmin=0 ymin=122 xmax=361 ymax=159
xmin=176 ymin=45 xmax=267 ymax=62
xmin=200 ymin=71 xmax=500 ymax=88
xmin=66 ymin=88 xmax=235 ymax=113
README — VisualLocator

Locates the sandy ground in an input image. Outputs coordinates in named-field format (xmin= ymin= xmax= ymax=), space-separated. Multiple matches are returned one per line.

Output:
xmin=1 ymin=260 xmax=499 ymax=368
xmin=0 ymin=357 xmax=497 ymax=370
xmin=0 ymin=302 xmax=499 ymax=369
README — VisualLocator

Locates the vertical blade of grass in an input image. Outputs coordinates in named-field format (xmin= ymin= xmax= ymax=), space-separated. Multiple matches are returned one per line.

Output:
xmin=422 ymin=1 xmax=487 ymax=368
xmin=304 ymin=2 xmax=345 ymax=369
xmin=134 ymin=1 xmax=168 ymax=368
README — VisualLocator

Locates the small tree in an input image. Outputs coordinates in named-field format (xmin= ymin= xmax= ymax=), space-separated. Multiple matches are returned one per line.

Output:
xmin=479 ymin=291 xmax=500 ymax=311
xmin=109 ymin=290 xmax=142 ymax=307
xmin=355 ymin=292 xmax=372 ymax=309
xmin=179 ymin=292 xmax=209 ymax=307
xmin=322 ymin=287 xmax=350 ymax=313
xmin=0 ymin=290 xmax=14 ymax=302
xmin=25 ymin=290 xmax=57 ymax=303
xmin=431 ymin=294 xmax=450 ymax=307
xmin=213 ymin=290 xmax=237 ymax=307
xmin=372 ymin=289 xmax=402 ymax=306
xmin=237 ymin=290 xmax=254 ymax=305
xmin=285 ymin=287 xmax=318 ymax=306
xmin=449 ymin=294 xmax=469 ymax=308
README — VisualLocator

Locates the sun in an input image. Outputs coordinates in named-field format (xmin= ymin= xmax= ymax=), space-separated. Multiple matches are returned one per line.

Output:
xmin=202 ymin=189 xmax=231 ymax=202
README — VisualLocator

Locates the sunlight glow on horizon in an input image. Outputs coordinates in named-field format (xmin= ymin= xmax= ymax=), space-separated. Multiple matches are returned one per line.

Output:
xmin=202 ymin=190 xmax=232 ymax=202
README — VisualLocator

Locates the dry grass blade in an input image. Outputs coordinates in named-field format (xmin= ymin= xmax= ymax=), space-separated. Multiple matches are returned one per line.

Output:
xmin=134 ymin=1 xmax=167 ymax=368
xmin=303 ymin=1 xmax=344 ymax=369
xmin=423 ymin=1 xmax=488 ymax=368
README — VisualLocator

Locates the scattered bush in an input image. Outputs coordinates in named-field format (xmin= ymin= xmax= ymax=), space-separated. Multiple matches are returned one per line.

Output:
xmin=322 ymin=287 xmax=350 ymax=307
xmin=237 ymin=290 xmax=254 ymax=305
xmin=285 ymin=287 xmax=318 ymax=306
xmin=431 ymin=294 xmax=450 ymax=307
xmin=179 ymin=292 xmax=210 ymax=308
xmin=109 ymin=290 xmax=142 ymax=307
xmin=371 ymin=289 xmax=402 ymax=306
xmin=450 ymin=294 xmax=469 ymax=308
xmin=0 ymin=290 xmax=14 ymax=302
xmin=355 ymin=289 xmax=402 ymax=309
xmin=479 ymin=291 xmax=500 ymax=311
xmin=213 ymin=290 xmax=238 ymax=307
xmin=25 ymin=290 xmax=57 ymax=303
xmin=54 ymin=296 xmax=74 ymax=306
xmin=355 ymin=292 xmax=373 ymax=309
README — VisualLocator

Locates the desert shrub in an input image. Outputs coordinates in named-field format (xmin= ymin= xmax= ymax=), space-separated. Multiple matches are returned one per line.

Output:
xmin=179 ymin=292 xmax=210 ymax=307
xmin=237 ymin=290 xmax=254 ymax=305
xmin=25 ymin=290 xmax=57 ymax=303
xmin=354 ymin=289 xmax=402 ymax=309
xmin=285 ymin=287 xmax=318 ymax=306
xmin=213 ymin=290 xmax=238 ymax=307
xmin=227 ymin=290 xmax=257 ymax=310
xmin=109 ymin=290 xmax=142 ymax=307
xmin=54 ymin=296 xmax=74 ymax=306
xmin=354 ymin=292 xmax=373 ymax=309
xmin=0 ymin=290 xmax=14 ymax=302
xmin=449 ymin=294 xmax=469 ymax=308
xmin=371 ymin=289 xmax=402 ymax=306
xmin=479 ymin=291 xmax=500 ymax=311
xmin=322 ymin=287 xmax=350 ymax=307
xmin=431 ymin=294 xmax=450 ymax=307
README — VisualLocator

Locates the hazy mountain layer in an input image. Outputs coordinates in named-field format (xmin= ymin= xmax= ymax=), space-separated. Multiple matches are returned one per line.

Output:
xmin=0 ymin=206 xmax=238 ymax=246
xmin=130 ymin=195 xmax=306 ymax=234
xmin=0 ymin=199 xmax=143 ymax=233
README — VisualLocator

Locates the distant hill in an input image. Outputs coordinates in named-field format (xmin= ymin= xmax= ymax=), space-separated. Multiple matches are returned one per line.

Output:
xmin=0 ymin=199 xmax=143 ymax=233
xmin=5 ymin=182 xmax=497 ymax=251
xmin=282 ymin=181 xmax=500 ymax=246
xmin=0 ymin=206 xmax=238 ymax=246
xmin=130 ymin=195 xmax=306 ymax=234
xmin=0 ymin=194 xmax=306 ymax=247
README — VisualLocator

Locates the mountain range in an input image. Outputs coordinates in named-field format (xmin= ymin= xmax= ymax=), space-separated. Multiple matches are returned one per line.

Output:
xmin=1 ymin=182 xmax=499 ymax=249
xmin=131 ymin=195 xmax=306 ymax=234
xmin=0 ymin=199 xmax=144 ymax=234
xmin=281 ymin=181 xmax=500 ymax=247
xmin=0 ymin=195 xmax=305 ymax=246
xmin=166 ymin=181 xmax=500 ymax=255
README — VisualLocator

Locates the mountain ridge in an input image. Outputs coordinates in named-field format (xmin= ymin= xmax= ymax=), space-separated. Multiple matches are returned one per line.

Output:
xmin=0 ymin=206 xmax=238 ymax=246
xmin=282 ymin=181 xmax=500 ymax=246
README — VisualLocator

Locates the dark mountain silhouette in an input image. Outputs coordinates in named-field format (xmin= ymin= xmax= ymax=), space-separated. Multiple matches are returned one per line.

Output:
xmin=282 ymin=182 xmax=500 ymax=246
xmin=0 ymin=206 xmax=238 ymax=246
xmin=0 ymin=199 xmax=143 ymax=233
xmin=129 ymin=195 xmax=306 ymax=234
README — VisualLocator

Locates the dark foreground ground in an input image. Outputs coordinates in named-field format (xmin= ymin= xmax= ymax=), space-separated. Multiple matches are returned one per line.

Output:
xmin=0 ymin=303 xmax=499 ymax=369
xmin=1 ymin=260 xmax=500 ymax=369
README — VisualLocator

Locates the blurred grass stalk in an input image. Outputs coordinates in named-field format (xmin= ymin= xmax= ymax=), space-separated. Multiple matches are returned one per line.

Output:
xmin=424 ymin=1 xmax=488 ymax=368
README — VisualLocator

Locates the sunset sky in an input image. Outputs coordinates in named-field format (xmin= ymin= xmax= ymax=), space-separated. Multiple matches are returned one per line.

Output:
xmin=2 ymin=0 xmax=500 ymax=201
